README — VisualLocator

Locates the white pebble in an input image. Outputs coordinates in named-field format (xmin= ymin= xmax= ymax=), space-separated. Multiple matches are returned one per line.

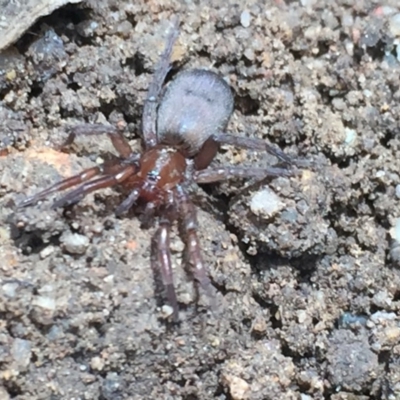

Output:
xmin=394 ymin=218 xmax=400 ymax=242
xmin=161 ymin=305 xmax=174 ymax=318
xmin=2 ymin=282 xmax=19 ymax=298
xmin=389 ymin=13 xmax=400 ymax=37
xmin=240 ymin=10 xmax=251 ymax=28
xmin=300 ymin=0 xmax=316 ymax=7
xmin=344 ymin=128 xmax=357 ymax=145
xmin=61 ymin=232 xmax=89 ymax=254
xmin=40 ymin=245 xmax=55 ymax=259
xmin=11 ymin=338 xmax=31 ymax=368
xmin=250 ymin=188 xmax=284 ymax=218
xmin=33 ymin=296 xmax=56 ymax=310
xmin=395 ymin=184 xmax=400 ymax=198
xmin=341 ymin=13 xmax=354 ymax=27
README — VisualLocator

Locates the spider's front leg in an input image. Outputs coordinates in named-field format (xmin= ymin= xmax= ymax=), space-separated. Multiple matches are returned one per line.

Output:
xmin=141 ymin=17 xmax=179 ymax=149
xmin=20 ymin=162 xmax=137 ymax=208
xmin=51 ymin=164 xmax=137 ymax=208
xmin=63 ymin=124 xmax=134 ymax=159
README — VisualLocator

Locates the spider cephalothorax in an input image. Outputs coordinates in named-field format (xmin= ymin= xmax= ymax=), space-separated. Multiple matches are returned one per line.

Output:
xmin=20 ymin=18 xmax=293 ymax=320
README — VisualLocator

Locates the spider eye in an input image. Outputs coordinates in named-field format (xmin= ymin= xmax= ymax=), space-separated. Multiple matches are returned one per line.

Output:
xmin=147 ymin=171 xmax=159 ymax=182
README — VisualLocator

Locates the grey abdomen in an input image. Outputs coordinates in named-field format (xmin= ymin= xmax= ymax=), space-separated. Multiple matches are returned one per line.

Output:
xmin=157 ymin=69 xmax=234 ymax=156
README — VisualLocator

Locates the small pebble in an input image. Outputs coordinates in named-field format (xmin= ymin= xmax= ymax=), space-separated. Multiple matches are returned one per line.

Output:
xmin=117 ymin=20 xmax=133 ymax=38
xmin=161 ymin=305 xmax=174 ymax=318
xmin=344 ymin=128 xmax=357 ymax=145
xmin=389 ymin=13 xmax=400 ymax=37
xmin=240 ymin=10 xmax=251 ymax=28
xmin=40 ymin=245 xmax=55 ymax=259
xmin=222 ymin=374 xmax=250 ymax=400
xmin=27 ymin=28 xmax=67 ymax=82
xmin=300 ymin=0 xmax=316 ymax=7
xmin=2 ymin=282 xmax=19 ymax=298
xmin=395 ymin=185 xmax=400 ymax=198
xmin=341 ymin=13 xmax=354 ymax=27
xmin=250 ymin=188 xmax=284 ymax=218
xmin=76 ymin=20 xmax=99 ymax=37
xmin=33 ymin=296 xmax=56 ymax=310
xmin=11 ymin=338 xmax=31 ymax=368
xmin=61 ymin=232 xmax=89 ymax=255
xmin=90 ymin=356 xmax=105 ymax=371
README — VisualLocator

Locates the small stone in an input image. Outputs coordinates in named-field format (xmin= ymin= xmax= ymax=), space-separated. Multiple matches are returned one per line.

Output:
xmin=252 ymin=316 xmax=267 ymax=334
xmin=33 ymin=296 xmax=56 ymax=310
xmin=40 ymin=245 xmax=55 ymax=259
xmin=161 ymin=305 xmax=174 ymax=318
xmin=61 ymin=232 xmax=89 ymax=255
xmin=2 ymin=282 xmax=19 ymax=298
xmin=117 ymin=20 xmax=133 ymax=38
xmin=341 ymin=13 xmax=354 ymax=27
xmin=389 ymin=13 xmax=400 ymax=37
xmin=396 ymin=185 xmax=400 ymax=199
xmin=243 ymin=48 xmax=255 ymax=61
xmin=11 ymin=338 xmax=31 ymax=368
xmin=384 ymin=327 xmax=400 ymax=343
xmin=90 ymin=356 xmax=105 ymax=371
xmin=250 ymin=188 xmax=284 ymax=218
xmin=76 ymin=20 xmax=99 ymax=37
xmin=300 ymin=0 xmax=316 ymax=7
xmin=222 ymin=374 xmax=250 ymax=400
xmin=389 ymin=218 xmax=400 ymax=242
xmin=344 ymin=128 xmax=357 ymax=145
xmin=240 ymin=10 xmax=251 ymax=28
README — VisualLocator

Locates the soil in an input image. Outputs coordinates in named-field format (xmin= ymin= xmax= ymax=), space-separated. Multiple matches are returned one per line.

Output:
xmin=1 ymin=0 xmax=400 ymax=399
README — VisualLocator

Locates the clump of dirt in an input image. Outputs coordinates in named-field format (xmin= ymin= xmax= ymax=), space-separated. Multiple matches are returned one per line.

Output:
xmin=1 ymin=0 xmax=400 ymax=399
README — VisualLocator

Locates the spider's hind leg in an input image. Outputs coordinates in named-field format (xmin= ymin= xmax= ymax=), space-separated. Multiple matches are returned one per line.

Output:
xmin=175 ymin=185 xmax=215 ymax=308
xmin=151 ymin=217 xmax=179 ymax=322
xmin=212 ymin=132 xmax=293 ymax=165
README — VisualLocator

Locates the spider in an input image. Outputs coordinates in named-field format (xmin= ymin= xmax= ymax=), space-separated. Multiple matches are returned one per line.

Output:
xmin=20 ymin=18 xmax=294 ymax=321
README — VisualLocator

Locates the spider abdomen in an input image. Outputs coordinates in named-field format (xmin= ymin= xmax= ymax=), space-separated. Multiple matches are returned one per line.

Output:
xmin=157 ymin=69 xmax=234 ymax=157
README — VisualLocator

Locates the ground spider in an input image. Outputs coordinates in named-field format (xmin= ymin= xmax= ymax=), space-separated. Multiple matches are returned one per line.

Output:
xmin=20 ymin=18 xmax=294 ymax=320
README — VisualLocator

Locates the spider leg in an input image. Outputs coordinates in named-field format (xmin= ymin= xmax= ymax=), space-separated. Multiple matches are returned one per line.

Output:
xmin=142 ymin=17 xmax=179 ymax=149
xmin=64 ymin=124 xmax=134 ymax=159
xmin=194 ymin=165 xmax=295 ymax=184
xmin=19 ymin=166 xmax=102 ymax=207
xmin=51 ymin=164 xmax=137 ymax=208
xmin=151 ymin=215 xmax=179 ymax=321
xmin=115 ymin=187 xmax=141 ymax=216
xmin=211 ymin=132 xmax=293 ymax=164
xmin=175 ymin=186 xmax=214 ymax=305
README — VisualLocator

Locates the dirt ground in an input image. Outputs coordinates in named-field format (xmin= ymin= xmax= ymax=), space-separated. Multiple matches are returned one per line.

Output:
xmin=1 ymin=0 xmax=400 ymax=399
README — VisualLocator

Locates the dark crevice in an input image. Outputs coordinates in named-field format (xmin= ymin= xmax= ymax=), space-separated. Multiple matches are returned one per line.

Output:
xmin=14 ymin=4 xmax=93 ymax=53
xmin=380 ymin=127 xmax=400 ymax=148
xmin=125 ymin=52 xmax=146 ymax=76
xmin=235 ymin=94 xmax=260 ymax=116
xmin=3 ymin=382 xmax=23 ymax=397
xmin=28 ymin=82 xmax=44 ymax=98
xmin=67 ymin=81 xmax=81 ymax=91
xmin=214 ymin=382 xmax=232 ymax=399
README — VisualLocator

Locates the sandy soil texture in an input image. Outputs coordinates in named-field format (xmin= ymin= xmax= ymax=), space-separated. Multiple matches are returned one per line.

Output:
xmin=1 ymin=0 xmax=400 ymax=399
